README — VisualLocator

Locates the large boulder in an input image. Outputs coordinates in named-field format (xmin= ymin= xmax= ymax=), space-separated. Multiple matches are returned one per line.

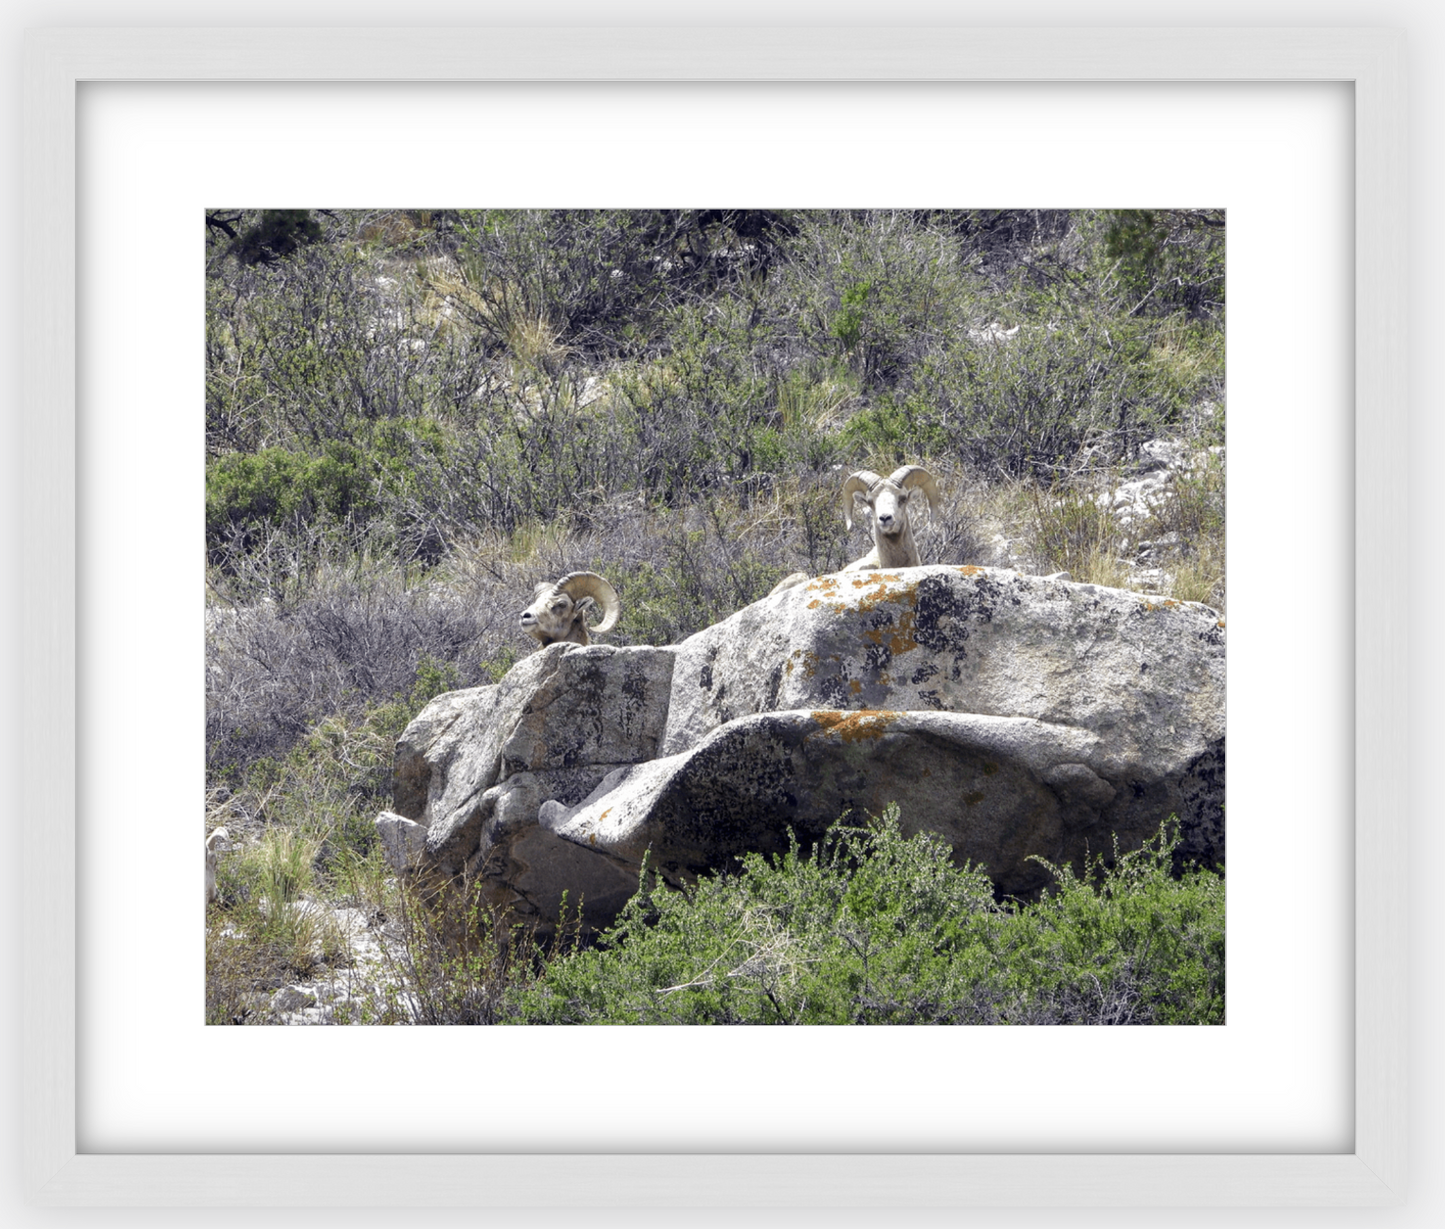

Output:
xmin=543 ymin=709 xmax=1145 ymax=895
xmin=664 ymin=566 xmax=1224 ymax=772
xmin=378 ymin=566 xmax=1224 ymax=932
xmin=379 ymin=642 xmax=675 ymax=932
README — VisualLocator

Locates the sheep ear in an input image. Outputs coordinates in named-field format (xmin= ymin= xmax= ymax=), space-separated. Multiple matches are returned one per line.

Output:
xmin=575 ymin=596 xmax=597 ymax=615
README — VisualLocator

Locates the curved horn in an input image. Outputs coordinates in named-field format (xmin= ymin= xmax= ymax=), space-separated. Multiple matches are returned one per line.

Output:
xmin=555 ymin=571 xmax=620 ymax=634
xmin=841 ymin=470 xmax=884 ymax=531
xmin=888 ymin=465 xmax=941 ymax=515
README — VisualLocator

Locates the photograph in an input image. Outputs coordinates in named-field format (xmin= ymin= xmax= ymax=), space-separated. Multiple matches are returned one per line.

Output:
xmin=12 ymin=5 xmax=1434 ymax=1214
xmin=203 ymin=206 xmax=1227 ymax=1027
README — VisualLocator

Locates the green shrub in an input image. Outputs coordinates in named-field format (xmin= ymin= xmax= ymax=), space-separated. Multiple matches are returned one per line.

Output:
xmin=231 ymin=209 xmax=322 ymax=266
xmin=1095 ymin=208 xmax=1226 ymax=320
xmin=775 ymin=212 xmax=980 ymax=392
xmin=508 ymin=808 xmax=1224 ymax=1025
xmin=206 ymin=442 xmax=382 ymax=560
xmin=507 ymin=806 xmax=985 ymax=1025
xmin=1004 ymin=824 xmax=1227 ymax=1024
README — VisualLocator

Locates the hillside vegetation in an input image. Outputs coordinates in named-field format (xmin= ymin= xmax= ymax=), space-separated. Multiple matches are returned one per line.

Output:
xmin=204 ymin=207 xmax=1226 ymax=1024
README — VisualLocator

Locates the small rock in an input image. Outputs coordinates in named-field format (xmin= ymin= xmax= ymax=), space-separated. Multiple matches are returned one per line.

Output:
xmin=270 ymin=986 xmax=317 ymax=1014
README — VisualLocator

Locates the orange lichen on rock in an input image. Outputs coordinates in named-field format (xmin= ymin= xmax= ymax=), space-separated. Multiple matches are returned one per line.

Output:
xmin=809 ymin=709 xmax=898 ymax=743
xmin=804 ymin=570 xmax=918 ymax=617
xmin=850 ymin=577 xmax=921 ymax=621
xmin=956 ymin=565 xmax=984 ymax=576
xmin=860 ymin=605 xmax=920 ymax=656
xmin=788 ymin=648 xmax=821 ymax=680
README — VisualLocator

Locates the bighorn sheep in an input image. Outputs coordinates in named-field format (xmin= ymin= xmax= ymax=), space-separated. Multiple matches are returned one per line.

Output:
xmin=841 ymin=464 xmax=942 ymax=571
xmin=205 ymin=826 xmax=232 ymax=905
xmin=520 ymin=571 xmax=621 ymax=648
xmin=766 ymin=464 xmax=942 ymax=596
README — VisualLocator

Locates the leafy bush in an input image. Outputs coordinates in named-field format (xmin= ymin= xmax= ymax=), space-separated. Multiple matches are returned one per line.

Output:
xmin=206 ymin=442 xmax=382 ymax=561
xmin=206 ymin=227 xmax=492 ymax=455
xmin=433 ymin=208 xmax=795 ymax=362
xmin=231 ymin=208 xmax=323 ymax=266
xmin=1006 ymin=826 xmax=1226 ymax=1024
xmin=206 ymin=557 xmax=496 ymax=778
xmin=1094 ymin=208 xmax=1226 ymax=319
xmin=508 ymin=809 xmax=1224 ymax=1025
xmin=769 ymin=212 xmax=980 ymax=392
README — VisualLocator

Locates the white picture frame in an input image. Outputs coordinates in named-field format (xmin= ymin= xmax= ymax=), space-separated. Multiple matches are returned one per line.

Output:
xmin=21 ymin=27 xmax=1407 ymax=1207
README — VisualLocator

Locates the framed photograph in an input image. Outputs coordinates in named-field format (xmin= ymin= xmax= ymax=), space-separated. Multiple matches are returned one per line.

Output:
xmin=22 ymin=27 xmax=1405 ymax=1207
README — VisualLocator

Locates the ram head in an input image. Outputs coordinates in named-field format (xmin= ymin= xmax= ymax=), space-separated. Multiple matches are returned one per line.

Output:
xmin=519 ymin=571 xmax=622 ymax=647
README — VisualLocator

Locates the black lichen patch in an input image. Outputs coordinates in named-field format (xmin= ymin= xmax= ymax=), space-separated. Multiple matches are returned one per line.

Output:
xmin=1197 ymin=623 xmax=1226 ymax=649
xmin=861 ymin=637 xmax=894 ymax=673
xmin=1175 ymin=736 xmax=1226 ymax=872
xmin=617 ymin=665 xmax=652 ymax=743
xmin=765 ymin=661 xmax=785 ymax=710
xmin=815 ymin=672 xmax=851 ymax=709
xmin=655 ymin=723 xmax=812 ymax=872
xmin=910 ymin=571 xmax=1022 ymax=670
xmin=620 ymin=666 xmax=648 ymax=707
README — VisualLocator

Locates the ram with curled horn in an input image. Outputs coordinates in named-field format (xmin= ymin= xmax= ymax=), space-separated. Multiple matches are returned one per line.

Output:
xmin=519 ymin=571 xmax=621 ymax=648
xmin=840 ymin=464 xmax=942 ymax=571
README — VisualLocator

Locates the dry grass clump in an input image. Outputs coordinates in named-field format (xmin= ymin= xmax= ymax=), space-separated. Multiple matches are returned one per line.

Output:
xmin=206 ymin=835 xmax=565 ymax=1026
xmin=1015 ymin=447 xmax=1224 ymax=607
xmin=205 ymin=823 xmax=355 ymax=1024
xmin=1169 ymin=545 xmax=1227 ymax=608
xmin=356 ymin=872 xmax=566 ymax=1025
xmin=1139 ymin=449 xmax=1226 ymax=609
